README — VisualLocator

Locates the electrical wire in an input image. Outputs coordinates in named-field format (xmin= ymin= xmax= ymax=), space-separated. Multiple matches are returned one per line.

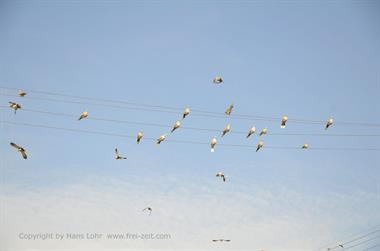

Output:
xmin=2 ymin=86 xmax=380 ymax=127
xmin=2 ymin=106 xmax=380 ymax=138
xmin=1 ymin=120 xmax=379 ymax=151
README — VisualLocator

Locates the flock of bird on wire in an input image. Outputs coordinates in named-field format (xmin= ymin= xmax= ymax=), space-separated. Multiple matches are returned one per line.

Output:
xmin=7 ymin=76 xmax=341 ymax=244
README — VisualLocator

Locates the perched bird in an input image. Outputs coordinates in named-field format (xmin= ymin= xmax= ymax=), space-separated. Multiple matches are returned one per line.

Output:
xmin=281 ymin=115 xmax=288 ymax=128
xmin=10 ymin=142 xmax=27 ymax=159
xmin=137 ymin=131 xmax=143 ymax=144
xmin=325 ymin=117 xmax=334 ymax=130
xmin=216 ymin=172 xmax=227 ymax=182
xmin=78 ymin=111 xmax=88 ymax=120
xmin=221 ymin=124 xmax=231 ymax=137
xmin=213 ymin=76 xmax=224 ymax=84
xmin=183 ymin=107 xmax=190 ymax=119
xmin=302 ymin=143 xmax=309 ymax=149
xmin=115 ymin=148 xmax=127 ymax=160
xmin=225 ymin=104 xmax=234 ymax=116
xmin=8 ymin=102 xmax=21 ymax=114
xmin=157 ymin=134 xmax=166 ymax=144
xmin=210 ymin=137 xmax=217 ymax=152
xmin=246 ymin=126 xmax=256 ymax=138
xmin=259 ymin=128 xmax=268 ymax=136
xmin=18 ymin=90 xmax=26 ymax=97
xmin=256 ymin=140 xmax=264 ymax=152
xmin=171 ymin=120 xmax=181 ymax=133
xmin=212 ymin=239 xmax=231 ymax=242
xmin=142 ymin=207 xmax=152 ymax=216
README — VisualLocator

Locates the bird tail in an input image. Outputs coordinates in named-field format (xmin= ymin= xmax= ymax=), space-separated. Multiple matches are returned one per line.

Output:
xmin=280 ymin=125 xmax=286 ymax=129
xmin=211 ymin=148 xmax=215 ymax=153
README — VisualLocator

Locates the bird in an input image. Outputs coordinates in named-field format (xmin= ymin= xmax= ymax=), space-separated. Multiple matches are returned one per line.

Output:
xmin=114 ymin=148 xmax=127 ymax=160
xmin=212 ymin=239 xmax=231 ymax=242
xmin=259 ymin=128 xmax=268 ymax=136
xmin=213 ymin=76 xmax=223 ymax=84
xmin=10 ymin=142 xmax=27 ymax=159
xmin=338 ymin=244 xmax=344 ymax=248
xmin=8 ymin=102 xmax=21 ymax=114
xmin=225 ymin=104 xmax=234 ymax=116
xmin=157 ymin=134 xmax=166 ymax=144
xmin=302 ymin=143 xmax=309 ymax=149
xmin=325 ymin=117 xmax=334 ymax=130
xmin=78 ymin=111 xmax=88 ymax=120
xmin=210 ymin=137 xmax=217 ymax=152
xmin=18 ymin=90 xmax=26 ymax=97
xmin=171 ymin=120 xmax=181 ymax=133
xmin=142 ymin=207 xmax=152 ymax=216
xmin=281 ymin=115 xmax=288 ymax=128
xmin=246 ymin=126 xmax=256 ymax=138
xmin=256 ymin=140 xmax=264 ymax=152
xmin=216 ymin=172 xmax=227 ymax=182
xmin=221 ymin=124 xmax=231 ymax=137
xmin=183 ymin=107 xmax=190 ymax=119
xmin=137 ymin=131 xmax=143 ymax=144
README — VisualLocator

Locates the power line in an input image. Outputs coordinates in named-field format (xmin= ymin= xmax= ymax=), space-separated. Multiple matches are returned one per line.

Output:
xmin=2 ymin=86 xmax=380 ymax=127
xmin=363 ymin=243 xmax=380 ymax=251
xmin=1 ymin=120 xmax=379 ymax=151
xmin=2 ymin=106 xmax=380 ymax=138
xmin=343 ymin=235 xmax=380 ymax=250
xmin=321 ymin=228 xmax=380 ymax=251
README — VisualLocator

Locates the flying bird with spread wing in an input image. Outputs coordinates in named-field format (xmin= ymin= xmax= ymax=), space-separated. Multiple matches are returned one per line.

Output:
xmin=213 ymin=76 xmax=224 ymax=84
xmin=246 ymin=126 xmax=256 ymax=138
xmin=8 ymin=102 xmax=21 ymax=114
xmin=10 ymin=142 xmax=27 ymax=159
xmin=157 ymin=134 xmax=166 ymax=144
xmin=171 ymin=120 xmax=181 ymax=133
xmin=78 ymin=111 xmax=89 ymax=120
xmin=212 ymin=239 xmax=231 ymax=242
xmin=325 ymin=117 xmax=334 ymax=130
xmin=114 ymin=148 xmax=127 ymax=160
xmin=137 ymin=131 xmax=143 ymax=144
xmin=221 ymin=124 xmax=231 ymax=137
xmin=142 ymin=207 xmax=152 ymax=216
xmin=183 ymin=107 xmax=190 ymax=119
xmin=259 ymin=128 xmax=268 ymax=136
xmin=225 ymin=104 xmax=234 ymax=116
xmin=216 ymin=172 xmax=227 ymax=182
xmin=210 ymin=137 xmax=217 ymax=152
xmin=256 ymin=140 xmax=264 ymax=152
xmin=18 ymin=90 xmax=26 ymax=97
xmin=281 ymin=115 xmax=288 ymax=128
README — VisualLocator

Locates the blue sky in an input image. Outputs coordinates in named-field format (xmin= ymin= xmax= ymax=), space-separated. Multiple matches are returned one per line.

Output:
xmin=0 ymin=1 xmax=379 ymax=250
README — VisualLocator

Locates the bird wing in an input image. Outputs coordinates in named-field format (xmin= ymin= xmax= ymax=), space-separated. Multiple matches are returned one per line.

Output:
xmin=115 ymin=148 xmax=118 ymax=155
xmin=21 ymin=150 xmax=27 ymax=159
xmin=10 ymin=142 xmax=20 ymax=149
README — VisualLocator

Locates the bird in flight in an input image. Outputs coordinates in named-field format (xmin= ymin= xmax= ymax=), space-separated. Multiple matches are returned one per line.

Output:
xmin=10 ymin=142 xmax=28 ymax=159
xmin=302 ymin=143 xmax=309 ymax=149
xmin=183 ymin=107 xmax=190 ymax=119
xmin=246 ymin=126 xmax=256 ymax=138
xmin=171 ymin=120 xmax=181 ymax=133
xmin=221 ymin=124 xmax=231 ymax=137
xmin=78 ymin=111 xmax=89 ymax=120
xmin=157 ymin=134 xmax=166 ymax=144
xmin=210 ymin=137 xmax=217 ymax=152
xmin=114 ymin=148 xmax=127 ymax=160
xmin=216 ymin=172 xmax=227 ymax=182
xmin=256 ymin=140 xmax=264 ymax=152
xmin=213 ymin=76 xmax=224 ymax=84
xmin=8 ymin=102 xmax=21 ymax=114
xmin=142 ymin=207 xmax=152 ymax=216
xmin=281 ymin=115 xmax=288 ymax=128
xmin=137 ymin=131 xmax=143 ymax=144
xmin=259 ymin=128 xmax=268 ymax=136
xmin=18 ymin=90 xmax=26 ymax=97
xmin=212 ymin=239 xmax=231 ymax=242
xmin=225 ymin=104 xmax=234 ymax=116
xmin=325 ymin=117 xmax=334 ymax=130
